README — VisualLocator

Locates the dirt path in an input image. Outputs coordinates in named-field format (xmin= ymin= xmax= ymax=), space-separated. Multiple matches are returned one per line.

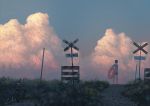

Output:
xmin=101 ymin=84 xmax=137 ymax=106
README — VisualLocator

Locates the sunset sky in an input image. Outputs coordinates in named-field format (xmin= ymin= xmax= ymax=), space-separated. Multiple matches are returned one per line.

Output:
xmin=0 ymin=0 xmax=150 ymax=83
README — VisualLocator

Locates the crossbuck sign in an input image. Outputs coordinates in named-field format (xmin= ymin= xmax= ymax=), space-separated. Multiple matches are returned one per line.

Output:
xmin=133 ymin=41 xmax=148 ymax=80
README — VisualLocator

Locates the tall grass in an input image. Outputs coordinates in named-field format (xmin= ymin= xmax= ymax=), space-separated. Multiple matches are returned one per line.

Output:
xmin=123 ymin=80 xmax=150 ymax=106
xmin=0 ymin=77 xmax=109 ymax=106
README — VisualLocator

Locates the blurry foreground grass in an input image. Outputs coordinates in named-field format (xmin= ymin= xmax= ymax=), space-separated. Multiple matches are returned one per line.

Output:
xmin=0 ymin=77 xmax=109 ymax=106
xmin=123 ymin=80 xmax=150 ymax=106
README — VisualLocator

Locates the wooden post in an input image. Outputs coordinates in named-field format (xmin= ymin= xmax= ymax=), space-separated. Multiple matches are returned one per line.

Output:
xmin=40 ymin=48 xmax=45 ymax=81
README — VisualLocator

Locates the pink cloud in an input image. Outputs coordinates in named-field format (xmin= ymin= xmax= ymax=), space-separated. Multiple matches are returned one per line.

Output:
xmin=0 ymin=13 xmax=61 ymax=78
xmin=90 ymin=29 xmax=149 ymax=83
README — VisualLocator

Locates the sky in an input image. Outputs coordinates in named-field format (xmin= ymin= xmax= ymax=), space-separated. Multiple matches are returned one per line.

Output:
xmin=0 ymin=0 xmax=150 ymax=83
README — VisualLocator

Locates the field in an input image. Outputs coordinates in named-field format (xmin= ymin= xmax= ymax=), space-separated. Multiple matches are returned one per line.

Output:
xmin=0 ymin=77 xmax=109 ymax=106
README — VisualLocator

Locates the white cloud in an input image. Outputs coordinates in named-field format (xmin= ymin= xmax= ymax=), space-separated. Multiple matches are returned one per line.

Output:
xmin=0 ymin=12 xmax=61 ymax=78
xmin=90 ymin=29 xmax=149 ymax=83
xmin=0 ymin=13 xmax=149 ymax=83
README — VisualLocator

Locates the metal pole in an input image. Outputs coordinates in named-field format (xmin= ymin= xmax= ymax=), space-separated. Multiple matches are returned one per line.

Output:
xmin=139 ymin=50 xmax=141 ymax=80
xmin=135 ymin=63 xmax=138 ymax=81
xmin=40 ymin=48 xmax=45 ymax=81
xmin=71 ymin=46 xmax=74 ymax=85
xmin=71 ymin=45 xmax=75 ymax=106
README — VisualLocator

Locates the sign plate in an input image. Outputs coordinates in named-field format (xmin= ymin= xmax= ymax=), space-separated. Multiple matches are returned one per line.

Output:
xmin=62 ymin=72 xmax=79 ymax=75
xmin=144 ymin=68 xmax=150 ymax=80
xmin=66 ymin=53 xmax=78 ymax=57
xmin=61 ymin=66 xmax=79 ymax=70
xmin=144 ymin=68 xmax=150 ymax=77
xmin=134 ymin=56 xmax=146 ymax=60
xmin=61 ymin=76 xmax=79 ymax=81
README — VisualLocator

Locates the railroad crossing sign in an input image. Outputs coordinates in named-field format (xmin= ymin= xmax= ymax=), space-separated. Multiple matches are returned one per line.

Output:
xmin=133 ymin=41 xmax=148 ymax=80
xmin=61 ymin=39 xmax=80 ymax=84
xmin=133 ymin=42 xmax=148 ymax=54
xmin=63 ymin=39 xmax=79 ymax=51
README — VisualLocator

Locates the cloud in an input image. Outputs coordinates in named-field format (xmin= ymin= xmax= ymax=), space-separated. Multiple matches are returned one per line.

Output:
xmin=90 ymin=29 xmax=149 ymax=83
xmin=0 ymin=13 xmax=149 ymax=83
xmin=0 ymin=12 xmax=61 ymax=78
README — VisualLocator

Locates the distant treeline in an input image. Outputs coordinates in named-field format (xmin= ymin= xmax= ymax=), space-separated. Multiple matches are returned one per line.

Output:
xmin=0 ymin=77 xmax=109 ymax=106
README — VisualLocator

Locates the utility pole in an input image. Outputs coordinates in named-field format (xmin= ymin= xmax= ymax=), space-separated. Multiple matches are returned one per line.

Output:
xmin=40 ymin=48 xmax=45 ymax=81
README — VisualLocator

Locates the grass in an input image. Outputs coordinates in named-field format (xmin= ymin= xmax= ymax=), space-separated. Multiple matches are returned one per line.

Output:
xmin=123 ymin=80 xmax=150 ymax=106
xmin=0 ymin=77 xmax=109 ymax=106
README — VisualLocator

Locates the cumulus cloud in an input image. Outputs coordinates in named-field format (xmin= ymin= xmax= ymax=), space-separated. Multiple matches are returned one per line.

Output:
xmin=0 ymin=12 xmax=61 ymax=79
xmin=0 ymin=13 xmax=149 ymax=83
xmin=91 ymin=29 xmax=149 ymax=83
